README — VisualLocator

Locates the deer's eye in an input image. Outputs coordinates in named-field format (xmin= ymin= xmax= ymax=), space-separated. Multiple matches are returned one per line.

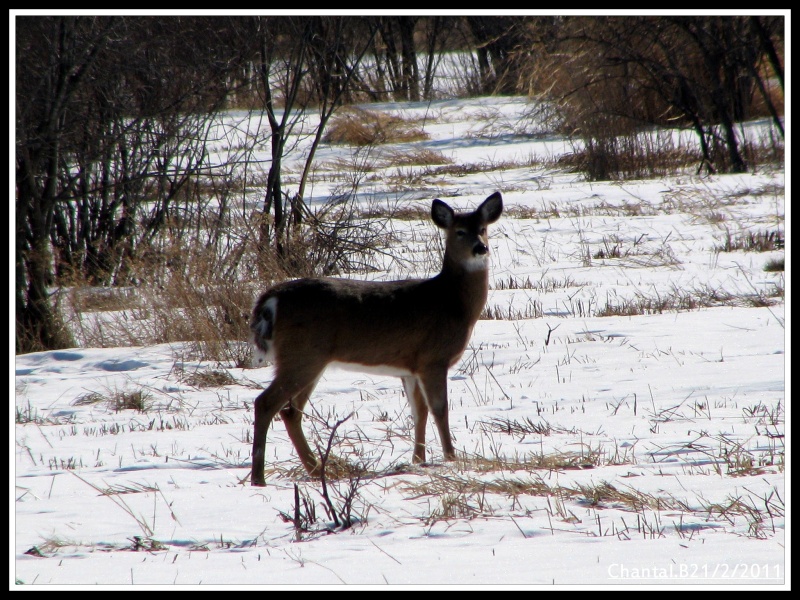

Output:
xmin=456 ymin=230 xmax=466 ymax=237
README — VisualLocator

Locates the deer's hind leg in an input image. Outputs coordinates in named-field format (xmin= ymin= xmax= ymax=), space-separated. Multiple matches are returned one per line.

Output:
xmin=251 ymin=366 xmax=323 ymax=486
xmin=279 ymin=373 xmax=323 ymax=477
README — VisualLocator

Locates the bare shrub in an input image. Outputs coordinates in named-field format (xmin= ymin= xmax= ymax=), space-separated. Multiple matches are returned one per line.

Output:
xmin=271 ymin=412 xmax=379 ymax=537
xmin=557 ymin=128 xmax=705 ymax=181
xmin=516 ymin=16 xmax=784 ymax=177
xmin=273 ymin=194 xmax=397 ymax=278
xmin=63 ymin=184 xmax=395 ymax=365
xmin=65 ymin=211 xmax=259 ymax=365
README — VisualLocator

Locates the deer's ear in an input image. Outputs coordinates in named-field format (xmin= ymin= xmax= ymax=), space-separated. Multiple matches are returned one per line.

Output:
xmin=479 ymin=192 xmax=503 ymax=224
xmin=431 ymin=199 xmax=454 ymax=229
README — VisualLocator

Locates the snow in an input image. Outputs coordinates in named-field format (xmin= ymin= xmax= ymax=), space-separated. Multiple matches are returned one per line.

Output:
xmin=13 ymin=95 xmax=787 ymax=589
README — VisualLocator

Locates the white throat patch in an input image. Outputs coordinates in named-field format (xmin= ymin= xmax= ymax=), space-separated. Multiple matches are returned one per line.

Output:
xmin=463 ymin=255 xmax=490 ymax=272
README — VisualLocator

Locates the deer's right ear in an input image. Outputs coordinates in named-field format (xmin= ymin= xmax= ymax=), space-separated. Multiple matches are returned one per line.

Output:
xmin=431 ymin=199 xmax=454 ymax=229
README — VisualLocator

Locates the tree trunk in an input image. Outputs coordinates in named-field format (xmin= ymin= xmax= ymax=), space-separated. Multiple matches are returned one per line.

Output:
xmin=16 ymin=154 xmax=74 ymax=352
xmin=398 ymin=17 xmax=420 ymax=102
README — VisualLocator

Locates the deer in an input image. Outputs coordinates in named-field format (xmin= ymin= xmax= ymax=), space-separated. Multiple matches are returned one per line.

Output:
xmin=248 ymin=192 xmax=503 ymax=486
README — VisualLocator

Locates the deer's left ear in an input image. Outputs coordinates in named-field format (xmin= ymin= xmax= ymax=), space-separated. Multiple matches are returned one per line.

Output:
xmin=479 ymin=192 xmax=503 ymax=224
xmin=431 ymin=199 xmax=454 ymax=229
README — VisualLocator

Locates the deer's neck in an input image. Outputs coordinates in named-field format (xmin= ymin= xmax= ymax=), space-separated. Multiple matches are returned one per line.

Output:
xmin=437 ymin=257 xmax=490 ymax=322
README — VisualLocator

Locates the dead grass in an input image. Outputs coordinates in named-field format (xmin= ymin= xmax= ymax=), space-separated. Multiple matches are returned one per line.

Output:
xmin=480 ymin=416 xmax=560 ymax=439
xmin=455 ymin=449 xmax=602 ymax=473
xmin=482 ymin=274 xmax=783 ymax=321
xmin=72 ymin=391 xmax=107 ymax=406
xmin=384 ymin=147 xmax=452 ymax=167
xmin=402 ymin=472 xmax=688 ymax=514
xmin=63 ymin=200 xmax=393 ymax=366
xmin=556 ymin=134 xmax=705 ymax=181
xmin=586 ymin=236 xmax=682 ymax=269
xmin=182 ymin=368 xmax=239 ymax=388
xmin=108 ymin=388 xmax=153 ymax=413
xmin=97 ymin=481 xmax=161 ymax=495
xmin=69 ymin=287 xmax=140 ymax=313
xmin=15 ymin=401 xmax=76 ymax=426
xmin=64 ymin=219 xmax=257 ymax=366
xmin=400 ymin=464 xmax=782 ymax=539
xmin=428 ymin=492 xmax=491 ymax=521
xmin=482 ymin=299 xmax=543 ymax=320
xmin=324 ymin=107 xmax=429 ymax=146
xmin=501 ymin=200 xmax=660 ymax=222
xmin=385 ymin=156 xmax=539 ymax=190
xmin=764 ymin=258 xmax=784 ymax=272
xmin=358 ymin=204 xmax=430 ymax=222
xmin=489 ymin=275 xmax=587 ymax=294
xmin=69 ymin=386 xmax=154 ymax=413
xmin=715 ymin=229 xmax=784 ymax=253
xmin=596 ymin=285 xmax=781 ymax=317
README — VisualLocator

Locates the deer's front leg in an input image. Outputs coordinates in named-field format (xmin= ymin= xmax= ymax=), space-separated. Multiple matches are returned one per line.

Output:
xmin=418 ymin=367 xmax=456 ymax=461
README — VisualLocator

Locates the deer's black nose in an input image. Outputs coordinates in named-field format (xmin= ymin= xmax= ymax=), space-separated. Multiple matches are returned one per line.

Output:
xmin=473 ymin=242 xmax=488 ymax=256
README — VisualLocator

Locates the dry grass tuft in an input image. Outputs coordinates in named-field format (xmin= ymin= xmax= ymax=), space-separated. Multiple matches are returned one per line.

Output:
xmin=324 ymin=107 xmax=429 ymax=146
xmin=72 ymin=391 xmax=107 ymax=406
xmin=715 ymin=229 xmax=784 ymax=253
xmin=384 ymin=147 xmax=452 ymax=167
xmin=481 ymin=299 xmax=544 ymax=321
xmin=183 ymin=368 xmax=239 ymax=388
xmin=72 ymin=386 xmax=161 ymax=414
xmin=455 ymin=449 xmax=602 ymax=473
xmin=480 ymin=416 xmax=557 ymax=438
xmin=108 ymin=388 xmax=153 ymax=413
xmin=493 ymin=275 xmax=579 ymax=292
xmin=764 ymin=258 xmax=784 ymax=272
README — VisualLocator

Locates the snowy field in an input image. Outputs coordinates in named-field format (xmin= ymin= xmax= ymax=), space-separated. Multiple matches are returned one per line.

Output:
xmin=13 ymin=96 xmax=787 ymax=588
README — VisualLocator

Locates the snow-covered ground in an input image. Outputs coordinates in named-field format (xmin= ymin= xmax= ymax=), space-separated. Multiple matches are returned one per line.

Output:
xmin=13 ymin=96 xmax=787 ymax=588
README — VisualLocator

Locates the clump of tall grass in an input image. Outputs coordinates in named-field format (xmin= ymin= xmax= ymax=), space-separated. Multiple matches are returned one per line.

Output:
xmin=715 ymin=229 xmax=784 ymax=253
xmin=324 ymin=107 xmax=429 ymax=146
xmin=557 ymin=128 xmax=705 ymax=181
xmin=764 ymin=258 xmax=784 ymax=272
